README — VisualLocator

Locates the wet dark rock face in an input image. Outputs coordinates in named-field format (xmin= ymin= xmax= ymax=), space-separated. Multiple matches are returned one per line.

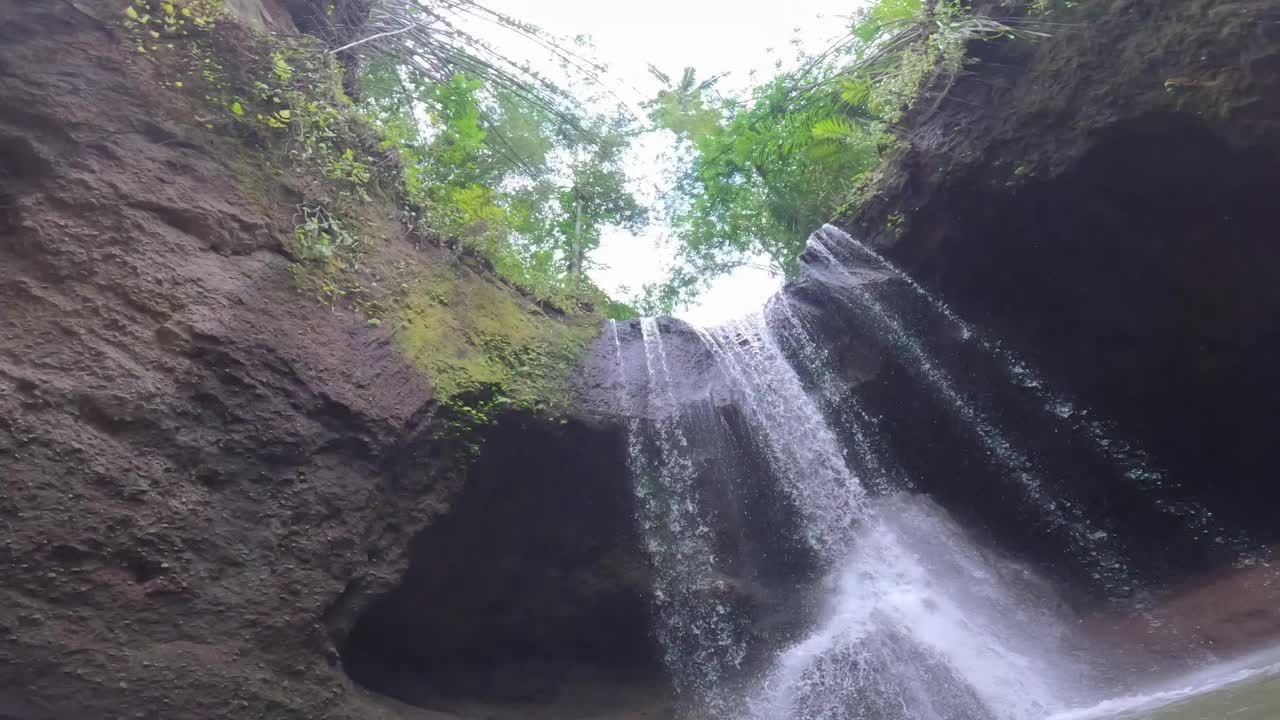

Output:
xmin=891 ymin=114 xmax=1280 ymax=550
xmin=781 ymin=131 xmax=1280 ymax=598
xmin=341 ymin=414 xmax=672 ymax=716
xmin=809 ymin=0 xmax=1280 ymax=601
xmin=776 ymin=228 xmax=1224 ymax=601
xmin=576 ymin=319 xmax=826 ymax=671
xmin=577 ymin=317 xmax=730 ymax=421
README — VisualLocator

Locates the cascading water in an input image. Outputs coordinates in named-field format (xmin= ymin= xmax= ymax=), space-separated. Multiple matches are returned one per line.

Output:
xmin=802 ymin=233 xmax=1146 ymax=599
xmin=610 ymin=314 xmax=1089 ymax=719
xmin=816 ymin=225 xmax=1253 ymax=555
xmin=612 ymin=318 xmax=747 ymax=709
xmin=605 ymin=225 xmax=1267 ymax=719
xmin=696 ymin=316 xmax=864 ymax=556
xmin=762 ymin=300 xmax=901 ymax=493
xmin=749 ymin=493 xmax=1083 ymax=720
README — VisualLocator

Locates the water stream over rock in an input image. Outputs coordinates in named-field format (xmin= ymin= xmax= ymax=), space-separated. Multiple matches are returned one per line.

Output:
xmin=601 ymin=226 xmax=1272 ymax=719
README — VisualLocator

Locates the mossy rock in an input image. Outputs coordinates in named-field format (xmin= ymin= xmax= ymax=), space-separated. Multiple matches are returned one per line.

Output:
xmin=395 ymin=264 xmax=599 ymax=415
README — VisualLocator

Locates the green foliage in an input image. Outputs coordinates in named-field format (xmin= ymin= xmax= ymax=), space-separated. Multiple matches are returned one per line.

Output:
xmin=643 ymin=67 xmax=883 ymax=311
xmin=548 ymin=114 xmax=649 ymax=281
xmin=1029 ymin=0 xmax=1080 ymax=14
xmin=292 ymin=205 xmax=357 ymax=263
xmin=271 ymin=51 xmax=294 ymax=82
xmin=326 ymin=148 xmax=372 ymax=197
xmin=122 ymin=0 xmax=223 ymax=41
xmin=344 ymin=0 xmax=599 ymax=133
xmin=362 ymin=64 xmax=647 ymax=311
xmin=642 ymin=0 xmax=1047 ymax=312
xmin=645 ymin=66 xmax=724 ymax=140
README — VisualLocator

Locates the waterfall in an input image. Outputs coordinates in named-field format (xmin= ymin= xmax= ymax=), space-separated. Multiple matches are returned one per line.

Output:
xmin=696 ymin=315 xmax=864 ymax=556
xmin=748 ymin=494 xmax=1080 ymax=720
xmin=815 ymin=225 xmax=1252 ymax=554
xmin=768 ymin=299 xmax=901 ymax=493
xmin=612 ymin=318 xmax=747 ymax=708
xmin=608 ymin=311 xmax=1089 ymax=719
xmin=802 ymin=233 xmax=1139 ymax=597
xmin=601 ymin=221 xmax=1277 ymax=719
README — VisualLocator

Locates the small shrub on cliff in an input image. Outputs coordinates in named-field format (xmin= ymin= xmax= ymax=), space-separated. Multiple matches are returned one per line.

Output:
xmin=292 ymin=205 xmax=357 ymax=263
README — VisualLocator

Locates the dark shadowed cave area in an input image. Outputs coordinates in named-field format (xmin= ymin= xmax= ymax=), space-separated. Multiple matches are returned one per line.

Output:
xmin=877 ymin=112 xmax=1280 ymax=581
xmin=340 ymin=352 xmax=831 ymax=715
xmin=341 ymin=413 xmax=671 ymax=715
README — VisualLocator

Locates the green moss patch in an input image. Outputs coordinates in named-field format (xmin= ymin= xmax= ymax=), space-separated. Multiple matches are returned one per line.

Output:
xmin=394 ymin=265 xmax=599 ymax=416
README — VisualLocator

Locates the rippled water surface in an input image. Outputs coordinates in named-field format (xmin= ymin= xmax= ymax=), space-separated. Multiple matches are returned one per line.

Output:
xmin=1139 ymin=676 xmax=1280 ymax=720
xmin=1053 ymin=649 xmax=1280 ymax=720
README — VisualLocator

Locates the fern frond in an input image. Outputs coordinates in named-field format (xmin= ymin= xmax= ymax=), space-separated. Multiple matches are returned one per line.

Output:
xmin=811 ymin=116 xmax=855 ymax=143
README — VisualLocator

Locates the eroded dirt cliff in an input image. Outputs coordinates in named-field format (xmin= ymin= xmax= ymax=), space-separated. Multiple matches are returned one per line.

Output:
xmin=0 ymin=1 xmax=659 ymax=717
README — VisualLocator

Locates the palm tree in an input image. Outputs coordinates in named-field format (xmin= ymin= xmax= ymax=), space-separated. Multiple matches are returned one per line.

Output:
xmin=644 ymin=65 xmax=724 ymax=140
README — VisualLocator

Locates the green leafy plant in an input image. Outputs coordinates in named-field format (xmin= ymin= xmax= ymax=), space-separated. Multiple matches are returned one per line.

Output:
xmin=326 ymin=147 xmax=372 ymax=196
xmin=271 ymin=51 xmax=295 ymax=83
xmin=293 ymin=205 xmax=358 ymax=263
xmin=361 ymin=66 xmax=646 ymax=309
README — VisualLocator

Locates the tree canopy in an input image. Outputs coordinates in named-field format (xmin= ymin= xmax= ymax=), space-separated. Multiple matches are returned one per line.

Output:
xmin=338 ymin=0 xmax=1041 ymax=317
xmin=351 ymin=3 xmax=649 ymax=316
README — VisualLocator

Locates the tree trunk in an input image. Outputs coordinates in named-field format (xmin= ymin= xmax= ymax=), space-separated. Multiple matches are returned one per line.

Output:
xmin=570 ymin=188 xmax=584 ymax=282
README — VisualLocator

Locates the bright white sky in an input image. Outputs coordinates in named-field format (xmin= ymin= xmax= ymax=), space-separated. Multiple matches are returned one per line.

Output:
xmin=483 ymin=0 xmax=863 ymax=324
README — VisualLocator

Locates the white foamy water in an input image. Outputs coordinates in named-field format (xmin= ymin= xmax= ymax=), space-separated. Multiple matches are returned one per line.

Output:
xmin=771 ymin=298 xmax=899 ymax=493
xmin=748 ymin=494 xmax=1084 ymax=720
xmin=697 ymin=315 xmax=865 ymax=556
xmin=613 ymin=319 xmax=746 ymax=708
xmin=607 ymin=228 xmax=1273 ymax=719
